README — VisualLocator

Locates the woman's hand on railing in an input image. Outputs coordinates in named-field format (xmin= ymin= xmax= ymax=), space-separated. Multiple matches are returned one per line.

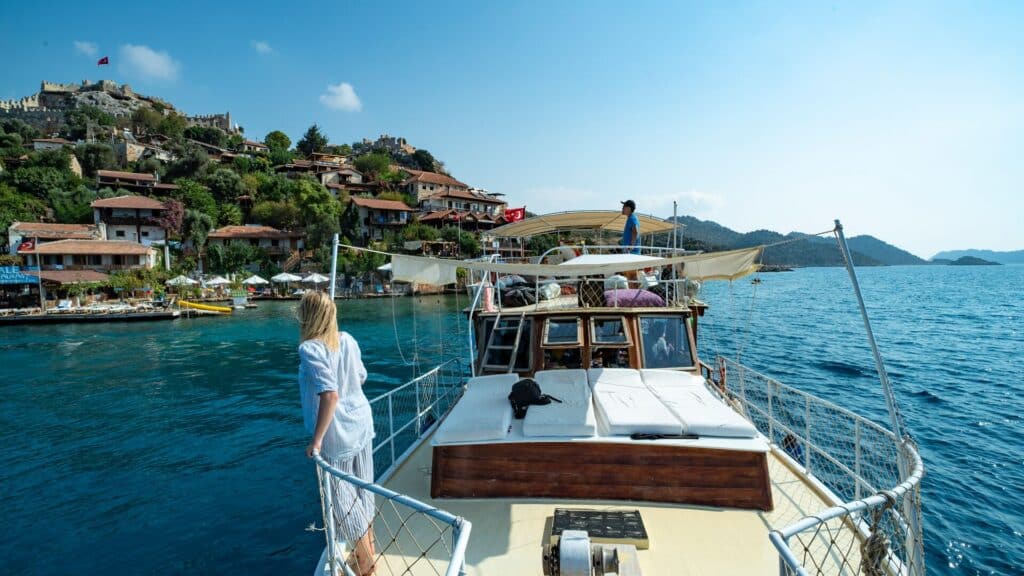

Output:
xmin=306 ymin=440 xmax=322 ymax=459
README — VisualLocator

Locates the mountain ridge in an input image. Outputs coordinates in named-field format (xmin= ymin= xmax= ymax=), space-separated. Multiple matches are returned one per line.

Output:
xmin=930 ymin=249 xmax=1024 ymax=264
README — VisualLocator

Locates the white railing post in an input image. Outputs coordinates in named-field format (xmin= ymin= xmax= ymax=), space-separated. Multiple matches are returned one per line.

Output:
xmin=318 ymin=465 xmax=339 ymax=576
xmin=388 ymin=394 xmax=395 ymax=466
xmin=855 ymin=420 xmax=862 ymax=500
xmin=415 ymin=377 xmax=422 ymax=435
xmin=804 ymin=395 xmax=812 ymax=472
xmin=766 ymin=378 xmax=774 ymax=442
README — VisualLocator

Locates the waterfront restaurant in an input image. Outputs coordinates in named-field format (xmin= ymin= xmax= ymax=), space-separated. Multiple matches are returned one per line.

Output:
xmin=0 ymin=266 xmax=41 ymax=310
xmin=7 ymin=222 xmax=103 ymax=255
xmin=19 ymin=240 xmax=156 ymax=272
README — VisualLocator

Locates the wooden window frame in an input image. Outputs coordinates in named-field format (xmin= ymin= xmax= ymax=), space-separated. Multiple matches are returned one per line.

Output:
xmin=542 ymin=316 xmax=582 ymax=348
xmin=590 ymin=315 xmax=631 ymax=347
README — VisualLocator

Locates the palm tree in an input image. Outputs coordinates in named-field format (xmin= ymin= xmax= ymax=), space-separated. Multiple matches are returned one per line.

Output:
xmin=182 ymin=210 xmax=215 ymax=273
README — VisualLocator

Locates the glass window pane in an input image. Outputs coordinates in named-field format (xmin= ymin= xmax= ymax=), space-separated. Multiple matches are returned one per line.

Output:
xmin=544 ymin=317 xmax=580 ymax=345
xmin=592 ymin=317 xmax=628 ymax=345
xmin=639 ymin=316 xmax=694 ymax=368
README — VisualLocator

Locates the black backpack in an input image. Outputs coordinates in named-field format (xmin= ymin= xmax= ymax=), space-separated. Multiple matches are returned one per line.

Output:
xmin=508 ymin=378 xmax=562 ymax=419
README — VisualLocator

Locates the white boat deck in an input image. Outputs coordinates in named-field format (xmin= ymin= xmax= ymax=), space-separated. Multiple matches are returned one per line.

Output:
xmin=378 ymin=434 xmax=862 ymax=575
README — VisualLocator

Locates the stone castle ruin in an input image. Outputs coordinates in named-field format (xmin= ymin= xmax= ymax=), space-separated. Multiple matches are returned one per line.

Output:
xmin=0 ymin=80 xmax=239 ymax=135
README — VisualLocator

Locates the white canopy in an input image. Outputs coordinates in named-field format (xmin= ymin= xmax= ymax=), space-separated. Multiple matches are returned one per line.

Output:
xmin=488 ymin=210 xmax=680 ymax=237
xmin=165 ymin=275 xmax=198 ymax=286
xmin=377 ymin=263 xmax=392 ymax=272
xmin=302 ymin=273 xmax=329 ymax=284
xmin=560 ymin=254 xmax=660 ymax=266
xmin=384 ymin=246 xmax=763 ymax=285
xmin=242 ymin=274 xmax=269 ymax=285
xmin=205 ymin=276 xmax=230 ymax=286
xmin=271 ymin=272 xmax=303 ymax=283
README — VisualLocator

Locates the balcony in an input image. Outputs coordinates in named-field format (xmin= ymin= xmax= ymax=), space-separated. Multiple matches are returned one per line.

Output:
xmin=101 ymin=216 xmax=164 ymax=227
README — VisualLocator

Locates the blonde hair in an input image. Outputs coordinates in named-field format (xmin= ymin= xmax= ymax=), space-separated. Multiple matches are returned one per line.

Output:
xmin=298 ymin=291 xmax=340 ymax=352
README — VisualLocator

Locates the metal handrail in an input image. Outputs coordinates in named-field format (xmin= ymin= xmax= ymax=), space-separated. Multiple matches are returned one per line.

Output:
xmin=718 ymin=357 xmax=924 ymax=575
xmin=313 ymin=454 xmax=472 ymax=576
xmin=312 ymin=358 xmax=469 ymax=576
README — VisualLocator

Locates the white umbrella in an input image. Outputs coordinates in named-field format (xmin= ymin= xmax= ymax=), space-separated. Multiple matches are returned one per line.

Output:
xmin=377 ymin=263 xmax=392 ymax=272
xmin=165 ymin=275 xmax=198 ymax=286
xmin=242 ymin=274 xmax=269 ymax=285
xmin=302 ymin=273 xmax=329 ymax=284
xmin=205 ymin=275 xmax=230 ymax=286
xmin=271 ymin=272 xmax=303 ymax=283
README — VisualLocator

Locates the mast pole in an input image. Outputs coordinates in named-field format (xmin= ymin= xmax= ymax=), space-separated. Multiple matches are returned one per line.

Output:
xmin=833 ymin=219 xmax=903 ymax=440
xmin=329 ymin=233 xmax=339 ymax=299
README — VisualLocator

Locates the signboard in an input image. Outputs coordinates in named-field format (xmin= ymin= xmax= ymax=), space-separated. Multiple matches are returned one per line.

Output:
xmin=0 ymin=266 xmax=39 ymax=285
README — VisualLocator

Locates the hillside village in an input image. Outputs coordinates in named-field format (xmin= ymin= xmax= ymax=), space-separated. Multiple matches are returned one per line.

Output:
xmin=0 ymin=79 xmax=526 ymax=304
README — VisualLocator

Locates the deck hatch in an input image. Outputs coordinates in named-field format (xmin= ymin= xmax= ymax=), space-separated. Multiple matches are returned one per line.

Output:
xmin=550 ymin=508 xmax=650 ymax=549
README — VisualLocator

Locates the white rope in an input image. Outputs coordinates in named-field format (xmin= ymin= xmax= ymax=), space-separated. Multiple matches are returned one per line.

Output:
xmin=391 ymin=286 xmax=417 ymax=369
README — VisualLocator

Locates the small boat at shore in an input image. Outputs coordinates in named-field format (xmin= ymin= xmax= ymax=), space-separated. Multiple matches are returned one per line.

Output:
xmin=309 ymin=213 xmax=925 ymax=576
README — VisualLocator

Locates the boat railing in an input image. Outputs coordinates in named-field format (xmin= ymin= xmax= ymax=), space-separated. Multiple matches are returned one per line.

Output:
xmin=713 ymin=356 xmax=925 ymax=576
xmin=312 ymin=359 xmax=471 ymax=576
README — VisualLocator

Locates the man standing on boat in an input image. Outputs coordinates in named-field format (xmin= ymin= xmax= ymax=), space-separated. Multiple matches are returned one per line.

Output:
xmin=620 ymin=199 xmax=641 ymax=254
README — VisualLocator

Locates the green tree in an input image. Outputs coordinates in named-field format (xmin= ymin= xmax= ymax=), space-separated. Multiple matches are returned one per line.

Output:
xmin=296 ymin=124 xmax=328 ymax=157
xmin=217 ymin=203 xmax=243 ymax=226
xmin=131 ymin=107 xmax=163 ymax=134
xmin=206 ymin=242 xmax=263 ymax=275
xmin=226 ymin=134 xmax=244 ymax=151
xmin=47 ymin=185 xmax=96 ymax=223
xmin=402 ymin=221 xmax=439 ymax=241
xmin=165 ymin=145 xmax=210 ymax=181
xmin=170 ymin=179 xmax=218 ymax=217
xmin=440 ymin=225 xmax=481 ymax=257
xmin=10 ymin=166 xmax=74 ymax=200
xmin=62 ymin=105 xmax=115 ymax=140
xmin=264 ymin=130 xmax=291 ymax=151
xmin=133 ymin=157 xmax=165 ymax=178
xmin=183 ymin=126 xmax=228 ymax=148
xmin=353 ymin=153 xmax=391 ymax=180
xmin=294 ymin=179 xmax=340 ymax=245
xmin=250 ymin=200 xmax=301 ymax=229
xmin=203 ymin=168 xmax=244 ymax=203
xmin=0 ymin=131 xmax=25 ymax=158
xmin=74 ymin=143 xmax=116 ymax=177
xmin=182 ymin=209 xmax=215 ymax=252
xmin=157 ymin=113 xmax=187 ymax=138
xmin=269 ymin=147 xmax=294 ymax=166
xmin=1 ymin=118 xmax=41 ymax=143
xmin=0 ymin=182 xmax=46 ymax=239
xmin=412 ymin=149 xmax=437 ymax=172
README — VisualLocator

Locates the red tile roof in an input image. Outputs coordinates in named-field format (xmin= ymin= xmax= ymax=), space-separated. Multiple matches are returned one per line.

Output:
xmin=23 ymin=240 xmax=152 ymax=255
xmin=28 ymin=270 xmax=110 ymax=284
xmin=33 ymin=137 xmax=74 ymax=145
xmin=349 ymin=197 xmax=413 ymax=211
xmin=208 ymin=225 xmax=304 ymax=239
xmin=9 ymin=222 xmax=100 ymax=240
xmin=418 ymin=209 xmax=458 ymax=222
xmin=90 ymin=195 xmax=167 ymax=210
xmin=96 ymin=170 xmax=157 ymax=182
xmin=402 ymin=168 xmax=468 ymax=188
xmin=243 ymin=139 xmax=268 ymax=148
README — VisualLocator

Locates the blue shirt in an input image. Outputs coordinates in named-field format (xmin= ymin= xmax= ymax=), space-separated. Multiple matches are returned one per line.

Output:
xmin=299 ymin=332 xmax=374 ymax=459
xmin=621 ymin=213 xmax=640 ymax=254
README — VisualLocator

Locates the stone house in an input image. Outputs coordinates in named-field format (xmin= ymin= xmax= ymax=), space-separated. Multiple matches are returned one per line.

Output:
xmin=91 ymin=195 xmax=169 ymax=246
xmin=346 ymin=197 xmax=413 ymax=243
xmin=401 ymin=169 xmax=469 ymax=203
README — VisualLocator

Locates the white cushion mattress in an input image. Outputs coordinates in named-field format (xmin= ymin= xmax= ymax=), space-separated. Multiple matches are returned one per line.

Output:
xmin=433 ymin=383 xmax=513 ymax=444
xmin=523 ymin=369 xmax=596 ymax=437
xmin=587 ymin=368 xmax=683 ymax=436
xmin=646 ymin=382 xmax=758 ymax=438
xmin=465 ymin=373 xmax=520 ymax=398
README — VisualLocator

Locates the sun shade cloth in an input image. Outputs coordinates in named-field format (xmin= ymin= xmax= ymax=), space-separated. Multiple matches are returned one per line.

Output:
xmin=205 ymin=276 xmax=230 ymax=286
xmin=488 ymin=210 xmax=679 ymax=237
xmin=242 ymin=274 xmax=269 ymax=285
xmin=271 ymin=272 xmax=303 ymax=282
xmin=383 ymin=246 xmax=762 ymax=285
xmin=165 ymin=274 xmax=197 ymax=286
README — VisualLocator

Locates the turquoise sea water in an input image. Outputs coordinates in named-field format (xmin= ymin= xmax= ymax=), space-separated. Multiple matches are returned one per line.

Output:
xmin=1 ymin=265 xmax=1021 ymax=574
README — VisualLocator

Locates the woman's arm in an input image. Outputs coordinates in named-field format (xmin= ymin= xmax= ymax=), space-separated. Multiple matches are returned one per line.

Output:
xmin=307 ymin=390 xmax=339 ymax=458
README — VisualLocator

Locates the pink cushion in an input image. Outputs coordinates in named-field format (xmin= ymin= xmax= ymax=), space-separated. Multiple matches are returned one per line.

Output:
xmin=604 ymin=288 xmax=665 ymax=307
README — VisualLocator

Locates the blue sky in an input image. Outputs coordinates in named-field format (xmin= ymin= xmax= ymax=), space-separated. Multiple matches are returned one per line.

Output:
xmin=2 ymin=1 xmax=1022 ymax=257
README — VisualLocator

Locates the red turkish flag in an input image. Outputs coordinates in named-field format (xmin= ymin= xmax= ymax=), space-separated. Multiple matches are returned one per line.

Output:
xmin=504 ymin=207 xmax=526 ymax=222
xmin=17 ymin=239 xmax=35 ymax=252
xmin=97 ymin=56 xmax=109 ymax=65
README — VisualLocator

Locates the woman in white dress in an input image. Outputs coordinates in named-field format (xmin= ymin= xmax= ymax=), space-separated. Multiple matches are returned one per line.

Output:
xmin=298 ymin=291 xmax=376 ymax=575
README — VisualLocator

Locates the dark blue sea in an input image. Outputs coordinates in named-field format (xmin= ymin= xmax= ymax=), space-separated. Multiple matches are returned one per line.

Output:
xmin=1 ymin=265 xmax=1021 ymax=574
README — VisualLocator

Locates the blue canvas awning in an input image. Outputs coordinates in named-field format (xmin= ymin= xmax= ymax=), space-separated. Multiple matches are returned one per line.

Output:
xmin=0 ymin=266 xmax=39 ymax=285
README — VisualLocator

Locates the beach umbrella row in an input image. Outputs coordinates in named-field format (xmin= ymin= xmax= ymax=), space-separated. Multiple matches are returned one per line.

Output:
xmin=242 ymin=274 xmax=269 ymax=285
xmin=165 ymin=275 xmax=197 ymax=286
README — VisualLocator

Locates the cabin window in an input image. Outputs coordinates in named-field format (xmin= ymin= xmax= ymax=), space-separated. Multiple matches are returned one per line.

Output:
xmin=591 ymin=316 xmax=630 ymax=346
xmin=543 ymin=317 xmax=581 ymax=346
xmin=639 ymin=315 xmax=695 ymax=369
xmin=589 ymin=348 xmax=630 ymax=369
xmin=543 ymin=348 xmax=583 ymax=370
xmin=480 ymin=317 xmax=533 ymax=371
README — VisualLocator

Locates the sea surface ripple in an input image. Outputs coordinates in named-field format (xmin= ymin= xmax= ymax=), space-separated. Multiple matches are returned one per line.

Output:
xmin=0 ymin=265 xmax=1020 ymax=574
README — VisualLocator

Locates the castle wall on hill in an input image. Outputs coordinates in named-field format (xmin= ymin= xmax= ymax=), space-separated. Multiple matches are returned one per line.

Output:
xmin=186 ymin=112 xmax=236 ymax=133
xmin=0 ymin=109 xmax=66 ymax=132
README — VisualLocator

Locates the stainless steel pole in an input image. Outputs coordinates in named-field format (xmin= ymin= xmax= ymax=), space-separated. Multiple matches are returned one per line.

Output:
xmin=329 ymin=233 xmax=339 ymax=299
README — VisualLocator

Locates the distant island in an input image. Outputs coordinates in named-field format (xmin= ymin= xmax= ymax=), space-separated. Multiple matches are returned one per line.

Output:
xmin=948 ymin=256 xmax=1001 ymax=266
xmin=931 ymin=249 xmax=1024 ymax=265
xmin=668 ymin=215 xmax=927 ymax=268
